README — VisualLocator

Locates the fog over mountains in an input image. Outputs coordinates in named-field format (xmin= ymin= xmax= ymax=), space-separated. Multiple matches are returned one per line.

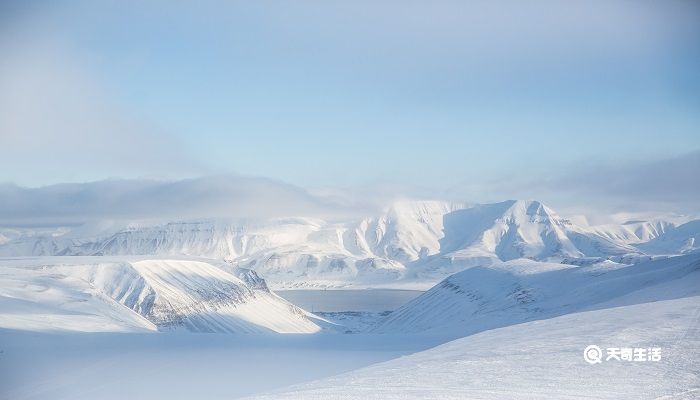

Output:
xmin=2 ymin=199 xmax=697 ymax=289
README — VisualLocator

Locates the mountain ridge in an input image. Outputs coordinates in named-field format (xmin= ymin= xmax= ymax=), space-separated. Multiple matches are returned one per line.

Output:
xmin=0 ymin=199 xmax=695 ymax=287
xmin=0 ymin=256 xmax=325 ymax=333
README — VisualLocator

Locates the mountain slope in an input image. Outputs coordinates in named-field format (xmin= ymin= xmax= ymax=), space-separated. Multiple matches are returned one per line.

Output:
xmin=373 ymin=253 xmax=700 ymax=334
xmin=406 ymin=200 xmax=642 ymax=281
xmin=637 ymin=220 xmax=700 ymax=255
xmin=0 ymin=257 xmax=323 ymax=333
xmin=438 ymin=200 xmax=581 ymax=260
xmin=588 ymin=219 xmax=674 ymax=244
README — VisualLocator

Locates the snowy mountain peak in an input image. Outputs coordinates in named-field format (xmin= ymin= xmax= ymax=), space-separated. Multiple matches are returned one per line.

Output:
xmin=435 ymin=199 xmax=584 ymax=263
xmin=383 ymin=199 xmax=466 ymax=216
xmin=0 ymin=199 xmax=695 ymax=288
xmin=497 ymin=200 xmax=568 ymax=225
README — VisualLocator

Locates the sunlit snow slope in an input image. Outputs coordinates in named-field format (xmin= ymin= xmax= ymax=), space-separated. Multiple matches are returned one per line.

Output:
xmin=373 ymin=253 xmax=700 ymax=334
xmin=0 ymin=257 xmax=322 ymax=333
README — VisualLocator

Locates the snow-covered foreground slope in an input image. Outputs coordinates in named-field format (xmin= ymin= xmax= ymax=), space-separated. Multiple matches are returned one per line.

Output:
xmin=373 ymin=253 xmax=700 ymax=334
xmin=2 ymin=199 xmax=691 ymax=288
xmin=250 ymin=294 xmax=700 ymax=400
xmin=0 ymin=259 xmax=157 ymax=333
xmin=0 ymin=257 xmax=323 ymax=333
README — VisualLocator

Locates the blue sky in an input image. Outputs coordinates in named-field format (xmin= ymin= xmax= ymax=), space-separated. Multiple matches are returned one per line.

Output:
xmin=1 ymin=1 xmax=699 ymax=214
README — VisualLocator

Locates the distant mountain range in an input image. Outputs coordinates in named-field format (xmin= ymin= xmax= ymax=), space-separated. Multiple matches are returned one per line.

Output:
xmin=1 ymin=200 xmax=698 ymax=288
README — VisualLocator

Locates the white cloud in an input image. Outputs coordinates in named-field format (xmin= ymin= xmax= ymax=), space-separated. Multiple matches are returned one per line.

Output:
xmin=442 ymin=151 xmax=700 ymax=219
xmin=0 ymin=175 xmax=374 ymax=226
xmin=544 ymin=151 xmax=700 ymax=213
xmin=0 ymin=28 xmax=202 ymax=185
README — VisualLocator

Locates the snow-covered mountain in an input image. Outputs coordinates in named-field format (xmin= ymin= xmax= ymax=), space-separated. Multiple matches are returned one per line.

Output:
xmin=637 ymin=219 xmax=700 ymax=255
xmin=0 ymin=200 xmax=695 ymax=287
xmin=0 ymin=257 xmax=325 ymax=333
xmin=407 ymin=200 xmax=644 ymax=281
xmin=587 ymin=219 xmax=674 ymax=244
xmin=372 ymin=253 xmax=700 ymax=334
